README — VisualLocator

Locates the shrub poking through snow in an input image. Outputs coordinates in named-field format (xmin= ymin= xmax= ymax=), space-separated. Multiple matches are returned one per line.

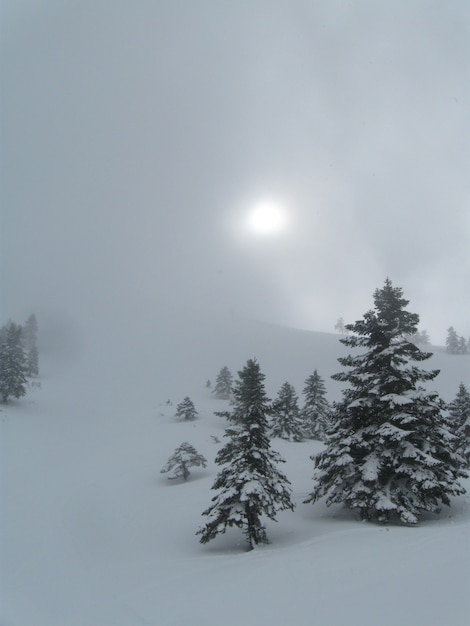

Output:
xmin=175 ymin=396 xmax=198 ymax=421
xmin=198 ymin=358 xmax=294 ymax=550
xmin=161 ymin=442 xmax=207 ymax=481
xmin=306 ymin=279 xmax=467 ymax=524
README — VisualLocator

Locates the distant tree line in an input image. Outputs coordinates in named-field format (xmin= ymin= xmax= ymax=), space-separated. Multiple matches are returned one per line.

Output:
xmin=446 ymin=326 xmax=469 ymax=355
xmin=338 ymin=317 xmax=470 ymax=353
xmin=0 ymin=314 xmax=39 ymax=403
xmin=211 ymin=365 xmax=331 ymax=443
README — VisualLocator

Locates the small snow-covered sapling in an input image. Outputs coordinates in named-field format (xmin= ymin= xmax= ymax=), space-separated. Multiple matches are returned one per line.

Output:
xmin=175 ymin=396 xmax=198 ymax=421
xmin=161 ymin=442 xmax=207 ymax=481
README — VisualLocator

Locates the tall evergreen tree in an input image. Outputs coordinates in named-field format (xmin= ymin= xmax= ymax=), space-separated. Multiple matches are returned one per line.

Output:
xmin=23 ymin=314 xmax=39 ymax=376
xmin=446 ymin=326 xmax=459 ymax=354
xmin=270 ymin=382 xmax=304 ymax=441
xmin=212 ymin=366 xmax=233 ymax=400
xmin=305 ymin=279 xmax=467 ymax=524
xmin=0 ymin=321 xmax=28 ymax=403
xmin=301 ymin=369 xmax=330 ymax=440
xmin=448 ymin=383 xmax=470 ymax=469
xmin=198 ymin=359 xmax=294 ymax=549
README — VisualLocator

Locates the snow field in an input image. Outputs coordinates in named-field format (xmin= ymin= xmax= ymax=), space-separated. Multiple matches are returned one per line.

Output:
xmin=1 ymin=315 xmax=469 ymax=625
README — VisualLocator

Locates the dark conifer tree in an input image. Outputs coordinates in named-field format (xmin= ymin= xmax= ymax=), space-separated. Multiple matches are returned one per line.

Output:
xmin=212 ymin=366 xmax=233 ymax=400
xmin=0 ymin=321 xmax=27 ymax=403
xmin=175 ymin=396 xmax=198 ymax=421
xmin=301 ymin=370 xmax=330 ymax=440
xmin=270 ymin=382 xmax=304 ymax=441
xmin=448 ymin=383 xmax=470 ymax=468
xmin=305 ymin=279 xmax=467 ymax=524
xmin=198 ymin=359 xmax=294 ymax=549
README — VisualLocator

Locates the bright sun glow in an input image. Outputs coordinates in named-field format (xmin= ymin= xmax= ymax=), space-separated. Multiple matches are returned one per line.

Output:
xmin=248 ymin=201 xmax=286 ymax=235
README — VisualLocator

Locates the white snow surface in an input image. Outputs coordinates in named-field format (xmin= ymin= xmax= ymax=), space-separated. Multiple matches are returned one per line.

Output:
xmin=1 ymin=313 xmax=470 ymax=626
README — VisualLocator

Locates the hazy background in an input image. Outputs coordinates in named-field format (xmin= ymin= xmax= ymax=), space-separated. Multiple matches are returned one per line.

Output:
xmin=1 ymin=0 xmax=469 ymax=345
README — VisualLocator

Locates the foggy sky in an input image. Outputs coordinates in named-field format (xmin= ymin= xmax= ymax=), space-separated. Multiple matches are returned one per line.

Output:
xmin=1 ymin=0 xmax=469 ymax=344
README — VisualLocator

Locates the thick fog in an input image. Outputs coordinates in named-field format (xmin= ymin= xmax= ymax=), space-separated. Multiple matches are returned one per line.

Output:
xmin=1 ymin=1 xmax=469 ymax=344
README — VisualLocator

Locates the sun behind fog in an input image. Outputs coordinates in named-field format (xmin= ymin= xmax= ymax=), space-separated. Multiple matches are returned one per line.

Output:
xmin=248 ymin=201 xmax=286 ymax=235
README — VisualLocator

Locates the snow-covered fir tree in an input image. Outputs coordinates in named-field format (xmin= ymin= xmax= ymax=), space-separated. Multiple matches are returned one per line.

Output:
xmin=446 ymin=326 xmax=468 ymax=354
xmin=198 ymin=358 xmax=294 ymax=549
xmin=0 ymin=321 xmax=27 ymax=403
xmin=446 ymin=327 xmax=460 ymax=354
xmin=448 ymin=383 xmax=470 ymax=468
xmin=175 ymin=396 xmax=198 ymax=421
xmin=305 ymin=279 xmax=467 ymax=524
xmin=301 ymin=369 xmax=330 ymax=440
xmin=270 ymin=382 xmax=304 ymax=441
xmin=23 ymin=314 xmax=39 ymax=377
xmin=160 ymin=442 xmax=207 ymax=480
xmin=212 ymin=366 xmax=233 ymax=399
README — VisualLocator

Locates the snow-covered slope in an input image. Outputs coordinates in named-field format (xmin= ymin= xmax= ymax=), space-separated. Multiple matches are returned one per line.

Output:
xmin=1 ymin=313 xmax=469 ymax=626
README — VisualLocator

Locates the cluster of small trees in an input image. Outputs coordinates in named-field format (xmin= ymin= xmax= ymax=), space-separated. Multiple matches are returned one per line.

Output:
xmin=0 ymin=314 xmax=39 ymax=404
xmin=446 ymin=327 xmax=469 ymax=355
xmin=270 ymin=372 xmax=330 ymax=442
xmin=161 ymin=280 xmax=468 ymax=549
xmin=211 ymin=365 xmax=331 ymax=443
xmin=195 ymin=280 xmax=468 ymax=548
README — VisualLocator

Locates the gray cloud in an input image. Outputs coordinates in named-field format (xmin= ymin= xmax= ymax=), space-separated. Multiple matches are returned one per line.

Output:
xmin=1 ymin=0 xmax=469 ymax=344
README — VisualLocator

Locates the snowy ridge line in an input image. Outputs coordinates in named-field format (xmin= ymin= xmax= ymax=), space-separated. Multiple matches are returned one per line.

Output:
xmin=291 ymin=492 xmax=311 ymax=500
